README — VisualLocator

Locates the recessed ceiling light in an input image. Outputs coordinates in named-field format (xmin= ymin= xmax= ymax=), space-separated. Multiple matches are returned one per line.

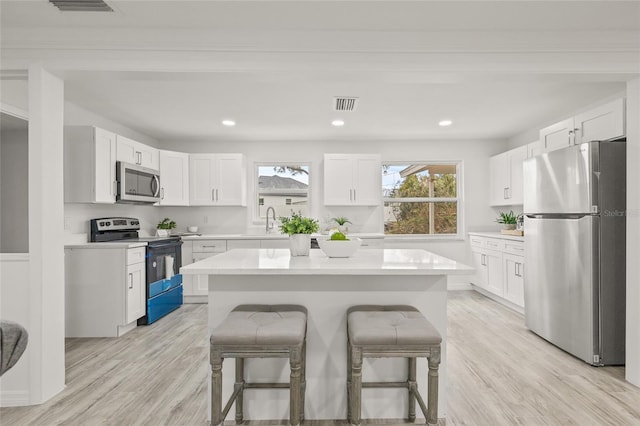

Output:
xmin=332 ymin=120 xmax=345 ymax=127
xmin=222 ymin=120 xmax=236 ymax=126
xmin=439 ymin=119 xmax=453 ymax=127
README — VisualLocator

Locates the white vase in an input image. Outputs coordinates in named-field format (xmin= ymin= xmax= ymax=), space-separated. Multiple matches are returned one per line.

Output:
xmin=156 ymin=229 xmax=170 ymax=237
xmin=289 ymin=234 xmax=311 ymax=256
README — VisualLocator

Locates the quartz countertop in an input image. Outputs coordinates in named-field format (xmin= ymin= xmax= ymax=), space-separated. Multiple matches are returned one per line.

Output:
xmin=180 ymin=232 xmax=384 ymax=240
xmin=64 ymin=241 xmax=148 ymax=249
xmin=180 ymin=248 xmax=473 ymax=276
xmin=468 ymin=231 xmax=524 ymax=242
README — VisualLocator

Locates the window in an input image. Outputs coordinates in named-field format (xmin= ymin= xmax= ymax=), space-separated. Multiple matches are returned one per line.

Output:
xmin=382 ymin=163 xmax=461 ymax=236
xmin=256 ymin=164 xmax=310 ymax=219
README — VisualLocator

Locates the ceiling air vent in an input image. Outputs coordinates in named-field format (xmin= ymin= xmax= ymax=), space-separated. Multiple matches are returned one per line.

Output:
xmin=49 ymin=0 xmax=113 ymax=12
xmin=333 ymin=97 xmax=359 ymax=112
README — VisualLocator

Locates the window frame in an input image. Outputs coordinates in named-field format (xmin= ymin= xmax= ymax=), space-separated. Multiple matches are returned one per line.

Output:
xmin=382 ymin=160 xmax=464 ymax=239
xmin=253 ymin=161 xmax=312 ymax=224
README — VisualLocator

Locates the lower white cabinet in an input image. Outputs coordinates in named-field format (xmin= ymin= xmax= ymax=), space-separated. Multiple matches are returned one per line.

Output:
xmin=469 ymin=233 xmax=524 ymax=310
xmin=65 ymin=245 xmax=147 ymax=337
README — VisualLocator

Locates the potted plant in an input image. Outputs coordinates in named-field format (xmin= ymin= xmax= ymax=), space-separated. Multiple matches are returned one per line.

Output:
xmin=279 ymin=212 xmax=319 ymax=256
xmin=156 ymin=217 xmax=176 ymax=237
xmin=331 ymin=216 xmax=352 ymax=234
xmin=496 ymin=210 xmax=517 ymax=230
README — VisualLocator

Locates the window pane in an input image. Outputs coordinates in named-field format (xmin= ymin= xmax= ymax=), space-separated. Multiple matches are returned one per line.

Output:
xmin=258 ymin=165 xmax=309 ymax=218
xmin=383 ymin=164 xmax=457 ymax=198
xmin=384 ymin=201 xmax=457 ymax=235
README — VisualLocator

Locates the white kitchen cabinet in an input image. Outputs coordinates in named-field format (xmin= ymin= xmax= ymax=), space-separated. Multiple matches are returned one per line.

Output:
xmin=489 ymin=145 xmax=527 ymax=206
xmin=469 ymin=233 xmax=524 ymax=311
xmin=503 ymin=253 xmax=525 ymax=307
xmin=116 ymin=134 xmax=159 ymax=170
xmin=189 ymin=153 xmax=247 ymax=206
xmin=159 ymin=150 xmax=190 ymax=206
xmin=539 ymin=98 xmax=625 ymax=154
xmin=125 ymin=260 xmax=146 ymax=323
xmin=65 ymin=245 xmax=147 ymax=337
xmin=182 ymin=239 xmax=227 ymax=302
xmin=64 ymin=126 xmax=117 ymax=203
xmin=324 ymin=154 xmax=381 ymax=206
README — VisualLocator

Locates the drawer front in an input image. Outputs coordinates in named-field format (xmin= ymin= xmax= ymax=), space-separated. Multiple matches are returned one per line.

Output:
xmin=127 ymin=247 xmax=146 ymax=265
xmin=227 ymin=240 xmax=261 ymax=250
xmin=469 ymin=236 xmax=486 ymax=248
xmin=485 ymin=238 xmax=505 ymax=251
xmin=192 ymin=240 xmax=227 ymax=253
xmin=360 ymin=238 xmax=384 ymax=249
xmin=504 ymin=240 xmax=525 ymax=255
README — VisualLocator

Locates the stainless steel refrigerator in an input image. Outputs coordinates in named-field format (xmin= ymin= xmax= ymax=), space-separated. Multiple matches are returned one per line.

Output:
xmin=523 ymin=141 xmax=626 ymax=366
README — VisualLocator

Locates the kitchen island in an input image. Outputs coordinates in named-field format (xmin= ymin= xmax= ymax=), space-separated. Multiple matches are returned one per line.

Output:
xmin=180 ymin=248 xmax=472 ymax=422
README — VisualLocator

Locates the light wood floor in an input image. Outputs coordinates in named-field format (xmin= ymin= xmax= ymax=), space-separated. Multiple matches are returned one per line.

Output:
xmin=2 ymin=291 xmax=639 ymax=425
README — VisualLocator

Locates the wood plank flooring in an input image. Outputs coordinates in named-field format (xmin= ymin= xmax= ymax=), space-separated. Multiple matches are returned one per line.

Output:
xmin=2 ymin=291 xmax=639 ymax=425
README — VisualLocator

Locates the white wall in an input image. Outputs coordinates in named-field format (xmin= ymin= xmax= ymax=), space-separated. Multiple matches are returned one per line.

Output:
xmin=27 ymin=65 xmax=65 ymax=403
xmin=160 ymin=138 xmax=507 ymax=273
xmin=626 ymin=78 xmax=640 ymax=387
xmin=1 ymin=128 xmax=29 ymax=252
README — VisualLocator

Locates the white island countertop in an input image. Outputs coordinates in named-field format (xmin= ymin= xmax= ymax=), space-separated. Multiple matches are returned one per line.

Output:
xmin=180 ymin=248 xmax=473 ymax=276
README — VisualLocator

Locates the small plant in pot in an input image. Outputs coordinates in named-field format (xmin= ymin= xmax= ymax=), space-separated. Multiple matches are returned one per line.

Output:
xmin=331 ymin=216 xmax=352 ymax=234
xmin=496 ymin=210 xmax=518 ymax=230
xmin=279 ymin=212 xmax=320 ymax=257
xmin=156 ymin=217 xmax=176 ymax=237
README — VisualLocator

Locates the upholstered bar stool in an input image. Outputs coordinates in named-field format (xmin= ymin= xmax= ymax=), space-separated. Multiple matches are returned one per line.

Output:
xmin=210 ymin=304 xmax=307 ymax=426
xmin=347 ymin=305 xmax=442 ymax=425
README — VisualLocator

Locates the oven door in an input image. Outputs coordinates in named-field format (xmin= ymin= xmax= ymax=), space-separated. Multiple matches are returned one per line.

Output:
xmin=116 ymin=161 xmax=161 ymax=204
xmin=146 ymin=239 xmax=183 ymax=289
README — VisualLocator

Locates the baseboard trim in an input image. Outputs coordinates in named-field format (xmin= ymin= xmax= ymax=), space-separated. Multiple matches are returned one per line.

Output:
xmin=0 ymin=390 xmax=30 ymax=407
xmin=471 ymin=285 xmax=525 ymax=314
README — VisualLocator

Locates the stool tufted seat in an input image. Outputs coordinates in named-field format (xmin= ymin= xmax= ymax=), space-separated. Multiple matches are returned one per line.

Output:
xmin=347 ymin=305 xmax=441 ymax=347
xmin=347 ymin=305 xmax=442 ymax=425
xmin=211 ymin=304 xmax=307 ymax=346
xmin=210 ymin=304 xmax=308 ymax=426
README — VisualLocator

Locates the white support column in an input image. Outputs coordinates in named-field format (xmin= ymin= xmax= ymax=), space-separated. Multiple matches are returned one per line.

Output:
xmin=27 ymin=65 xmax=65 ymax=403
xmin=626 ymin=77 xmax=640 ymax=387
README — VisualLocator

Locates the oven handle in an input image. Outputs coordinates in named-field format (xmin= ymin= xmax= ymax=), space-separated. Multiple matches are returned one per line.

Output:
xmin=147 ymin=241 xmax=183 ymax=250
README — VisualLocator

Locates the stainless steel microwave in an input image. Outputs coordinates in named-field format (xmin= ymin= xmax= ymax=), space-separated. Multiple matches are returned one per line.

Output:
xmin=116 ymin=161 xmax=161 ymax=204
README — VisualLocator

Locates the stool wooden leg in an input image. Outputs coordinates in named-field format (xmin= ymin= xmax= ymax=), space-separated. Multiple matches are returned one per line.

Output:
xmin=346 ymin=338 xmax=352 ymax=423
xmin=290 ymin=346 xmax=302 ymax=426
xmin=235 ymin=358 xmax=244 ymax=423
xmin=427 ymin=346 xmax=441 ymax=425
xmin=211 ymin=352 xmax=224 ymax=426
xmin=350 ymin=347 xmax=363 ymax=426
xmin=301 ymin=340 xmax=307 ymax=421
xmin=408 ymin=357 xmax=417 ymax=422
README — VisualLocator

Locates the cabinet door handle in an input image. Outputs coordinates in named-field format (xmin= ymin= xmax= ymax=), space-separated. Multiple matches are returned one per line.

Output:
xmin=135 ymin=151 xmax=142 ymax=165
xmin=481 ymin=254 xmax=486 ymax=266
xmin=113 ymin=180 xmax=118 ymax=196
xmin=353 ymin=189 xmax=356 ymax=202
xmin=129 ymin=272 xmax=134 ymax=289
xmin=216 ymin=189 xmax=219 ymax=201
xmin=211 ymin=188 xmax=215 ymax=201
xmin=160 ymin=188 xmax=165 ymax=200
xmin=202 ymin=245 xmax=217 ymax=248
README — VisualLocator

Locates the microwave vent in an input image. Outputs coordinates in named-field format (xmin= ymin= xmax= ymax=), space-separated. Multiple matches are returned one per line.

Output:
xmin=334 ymin=97 xmax=359 ymax=112
xmin=49 ymin=0 xmax=113 ymax=12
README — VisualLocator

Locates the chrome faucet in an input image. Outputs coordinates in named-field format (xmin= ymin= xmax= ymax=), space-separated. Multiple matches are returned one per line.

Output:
xmin=266 ymin=206 xmax=276 ymax=233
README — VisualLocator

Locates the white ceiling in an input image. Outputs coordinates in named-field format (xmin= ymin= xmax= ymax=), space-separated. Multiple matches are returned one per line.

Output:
xmin=1 ymin=1 xmax=639 ymax=143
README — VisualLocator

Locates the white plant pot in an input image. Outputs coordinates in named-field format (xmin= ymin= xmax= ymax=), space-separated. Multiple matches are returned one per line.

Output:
xmin=156 ymin=229 xmax=170 ymax=237
xmin=289 ymin=234 xmax=311 ymax=256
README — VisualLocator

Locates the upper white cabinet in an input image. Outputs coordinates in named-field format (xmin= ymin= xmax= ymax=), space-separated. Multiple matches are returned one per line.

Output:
xmin=324 ymin=154 xmax=381 ymax=206
xmin=189 ymin=153 xmax=247 ymax=206
xmin=159 ymin=150 xmax=190 ymax=206
xmin=489 ymin=145 xmax=528 ymax=206
xmin=539 ymin=98 xmax=625 ymax=154
xmin=116 ymin=135 xmax=159 ymax=170
xmin=64 ymin=126 xmax=117 ymax=204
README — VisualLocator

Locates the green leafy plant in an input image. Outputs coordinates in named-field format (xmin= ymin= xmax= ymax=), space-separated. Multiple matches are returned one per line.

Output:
xmin=157 ymin=218 xmax=177 ymax=230
xmin=331 ymin=216 xmax=352 ymax=226
xmin=496 ymin=210 xmax=517 ymax=225
xmin=279 ymin=212 xmax=319 ymax=235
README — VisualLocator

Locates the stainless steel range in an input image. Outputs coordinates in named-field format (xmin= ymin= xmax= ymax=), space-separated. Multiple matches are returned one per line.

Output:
xmin=90 ymin=217 xmax=183 ymax=324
